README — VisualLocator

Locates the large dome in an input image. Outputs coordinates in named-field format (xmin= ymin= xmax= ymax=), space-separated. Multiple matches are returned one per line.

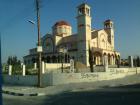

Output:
xmin=54 ymin=20 xmax=71 ymax=27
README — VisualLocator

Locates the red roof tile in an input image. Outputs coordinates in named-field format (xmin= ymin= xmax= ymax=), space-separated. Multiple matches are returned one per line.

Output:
xmin=54 ymin=20 xmax=71 ymax=27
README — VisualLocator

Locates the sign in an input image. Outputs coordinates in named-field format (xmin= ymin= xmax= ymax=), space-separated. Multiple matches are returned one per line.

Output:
xmin=37 ymin=46 xmax=43 ymax=52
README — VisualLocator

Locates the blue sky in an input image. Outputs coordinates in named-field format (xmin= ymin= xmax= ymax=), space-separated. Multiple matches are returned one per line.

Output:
xmin=1 ymin=0 xmax=140 ymax=63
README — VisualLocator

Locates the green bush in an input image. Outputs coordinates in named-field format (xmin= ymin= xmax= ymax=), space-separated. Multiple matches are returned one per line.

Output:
xmin=12 ymin=65 xmax=22 ymax=75
xmin=26 ymin=64 xmax=34 ymax=70
xmin=26 ymin=68 xmax=38 ymax=75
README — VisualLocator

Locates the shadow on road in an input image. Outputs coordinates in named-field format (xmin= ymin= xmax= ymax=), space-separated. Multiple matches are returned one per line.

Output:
xmin=42 ymin=83 xmax=140 ymax=105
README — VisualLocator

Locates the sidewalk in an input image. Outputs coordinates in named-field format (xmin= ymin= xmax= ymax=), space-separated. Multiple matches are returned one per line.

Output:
xmin=2 ymin=74 xmax=140 ymax=96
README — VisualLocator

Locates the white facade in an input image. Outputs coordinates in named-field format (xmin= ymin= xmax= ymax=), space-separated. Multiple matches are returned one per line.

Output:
xmin=24 ymin=3 xmax=120 ymax=66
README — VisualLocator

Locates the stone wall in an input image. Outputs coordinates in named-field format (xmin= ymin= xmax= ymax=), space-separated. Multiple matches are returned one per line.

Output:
xmin=3 ymin=73 xmax=52 ymax=86
xmin=3 ymin=75 xmax=37 ymax=86
xmin=3 ymin=67 xmax=140 ymax=86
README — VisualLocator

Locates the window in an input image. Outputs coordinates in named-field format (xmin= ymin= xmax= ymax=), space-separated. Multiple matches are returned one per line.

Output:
xmin=86 ymin=8 xmax=89 ymax=15
xmin=101 ymin=39 xmax=105 ymax=49
xmin=79 ymin=8 xmax=82 ymax=15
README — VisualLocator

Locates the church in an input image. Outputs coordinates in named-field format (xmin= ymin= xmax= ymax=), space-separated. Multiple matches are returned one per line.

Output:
xmin=24 ymin=3 xmax=120 ymax=66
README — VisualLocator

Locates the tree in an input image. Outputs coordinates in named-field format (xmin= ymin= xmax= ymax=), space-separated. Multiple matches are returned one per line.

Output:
xmin=88 ymin=43 xmax=94 ymax=72
xmin=7 ymin=56 xmax=12 ymax=65
xmin=12 ymin=56 xmax=18 ymax=65
xmin=134 ymin=57 xmax=137 ymax=67
xmin=6 ymin=56 xmax=22 ymax=74
xmin=136 ymin=56 xmax=140 ymax=67
xmin=7 ymin=56 xmax=21 ymax=66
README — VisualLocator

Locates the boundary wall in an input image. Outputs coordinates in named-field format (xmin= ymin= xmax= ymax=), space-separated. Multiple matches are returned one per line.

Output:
xmin=3 ymin=67 xmax=140 ymax=86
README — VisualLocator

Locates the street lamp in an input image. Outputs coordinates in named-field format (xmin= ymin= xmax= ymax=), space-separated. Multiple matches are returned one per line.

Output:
xmin=28 ymin=0 xmax=42 ymax=87
xmin=28 ymin=20 xmax=36 ymax=25
xmin=36 ymin=0 xmax=42 ymax=87
xmin=28 ymin=22 xmax=42 ymax=87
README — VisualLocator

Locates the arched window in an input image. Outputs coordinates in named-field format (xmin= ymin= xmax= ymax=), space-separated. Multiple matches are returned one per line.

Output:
xmin=79 ymin=8 xmax=82 ymax=15
xmin=101 ymin=39 xmax=105 ymax=49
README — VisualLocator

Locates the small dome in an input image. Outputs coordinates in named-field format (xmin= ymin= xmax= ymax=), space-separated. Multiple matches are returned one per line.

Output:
xmin=104 ymin=19 xmax=113 ymax=23
xmin=54 ymin=20 xmax=71 ymax=27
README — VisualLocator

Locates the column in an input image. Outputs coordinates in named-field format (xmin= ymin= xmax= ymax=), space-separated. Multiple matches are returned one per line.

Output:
xmin=97 ymin=56 xmax=99 ymax=65
xmin=8 ymin=65 xmax=12 ymax=75
xmin=102 ymin=55 xmax=104 ymax=65
xmin=70 ymin=59 xmax=75 ymax=73
xmin=114 ymin=57 xmax=116 ymax=65
xmin=108 ymin=56 xmax=110 ymax=65
xmin=129 ymin=56 xmax=133 ymax=68
xmin=34 ymin=63 xmax=37 ymax=69
xmin=98 ymin=56 xmax=101 ymax=65
xmin=42 ymin=61 xmax=45 ymax=74
xmin=104 ymin=55 xmax=108 ymax=72
xmin=22 ymin=65 xmax=26 ymax=76
xmin=95 ymin=57 xmax=97 ymax=65
xmin=111 ymin=56 xmax=113 ymax=65
xmin=113 ymin=57 xmax=115 ymax=65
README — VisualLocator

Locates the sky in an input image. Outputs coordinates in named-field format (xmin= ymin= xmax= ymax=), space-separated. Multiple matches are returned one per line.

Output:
xmin=0 ymin=0 xmax=140 ymax=63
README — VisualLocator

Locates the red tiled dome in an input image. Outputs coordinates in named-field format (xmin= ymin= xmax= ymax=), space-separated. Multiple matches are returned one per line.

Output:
xmin=54 ymin=20 xmax=71 ymax=27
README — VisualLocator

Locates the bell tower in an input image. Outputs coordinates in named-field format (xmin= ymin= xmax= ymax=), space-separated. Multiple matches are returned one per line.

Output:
xmin=104 ymin=20 xmax=114 ymax=50
xmin=76 ymin=3 xmax=92 ymax=66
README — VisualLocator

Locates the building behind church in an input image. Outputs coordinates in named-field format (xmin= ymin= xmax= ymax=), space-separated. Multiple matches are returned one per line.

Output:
xmin=24 ymin=3 xmax=120 ymax=66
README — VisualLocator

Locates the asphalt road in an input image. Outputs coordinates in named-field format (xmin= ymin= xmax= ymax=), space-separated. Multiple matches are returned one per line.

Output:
xmin=3 ymin=84 xmax=140 ymax=105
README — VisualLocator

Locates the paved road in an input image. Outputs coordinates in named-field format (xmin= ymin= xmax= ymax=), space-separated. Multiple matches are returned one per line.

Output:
xmin=3 ymin=84 xmax=140 ymax=105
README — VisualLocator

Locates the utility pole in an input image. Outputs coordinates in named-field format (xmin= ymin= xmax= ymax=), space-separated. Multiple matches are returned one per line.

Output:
xmin=0 ymin=33 xmax=3 ymax=105
xmin=36 ymin=0 xmax=42 ymax=87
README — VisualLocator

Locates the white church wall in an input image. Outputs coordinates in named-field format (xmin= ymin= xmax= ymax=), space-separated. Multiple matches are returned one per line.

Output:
xmin=98 ymin=30 xmax=108 ymax=50
xmin=55 ymin=35 xmax=62 ymax=46
xmin=91 ymin=38 xmax=97 ymax=47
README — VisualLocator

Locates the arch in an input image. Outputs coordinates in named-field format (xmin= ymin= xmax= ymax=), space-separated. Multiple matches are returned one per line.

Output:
xmin=44 ymin=57 xmax=47 ymax=62
xmin=32 ymin=58 xmax=36 ymax=63
xmin=93 ymin=51 xmax=102 ymax=65
xmin=103 ymin=52 xmax=107 ymax=55
xmin=93 ymin=51 xmax=102 ymax=56
xmin=64 ymin=54 xmax=68 ymax=63
xmin=42 ymin=57 xmax=45 ymax=61
xmin=45 ymin=37 xmax=55 ymax=53
xmin=57 ymin=55 xmax=61 ymax=63
xmin=118 ymin=55 xmax=120 ymax=59
xmin=111 ymin=54 xmax=114 ymax=57
xmin=110 ymin=54 xmax=115 ymax=65
xmin=114 ymin=54 xmax=119 ymax=65
xmin=101 ymin=39 xmax=105 ymax=49
xmin=72 ymin=56 xmax=75 ymax=60
xmin=68 ymin=55 xmax=70 ymax=63
xmin=46 ymin=56 xmax=51 ymax=63
xmin=52 ymin=56 xmax=57 ymax=63
xmin=108 ymin=53 xmax=111 ymax=65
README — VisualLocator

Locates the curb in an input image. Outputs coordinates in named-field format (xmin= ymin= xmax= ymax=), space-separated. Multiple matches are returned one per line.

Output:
xmin=2 ymin=90 xmax=46 ymax=96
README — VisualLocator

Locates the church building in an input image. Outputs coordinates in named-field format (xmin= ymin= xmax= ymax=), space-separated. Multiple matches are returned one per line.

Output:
xmin=24 ymin=3 xmax=120 ymax=66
